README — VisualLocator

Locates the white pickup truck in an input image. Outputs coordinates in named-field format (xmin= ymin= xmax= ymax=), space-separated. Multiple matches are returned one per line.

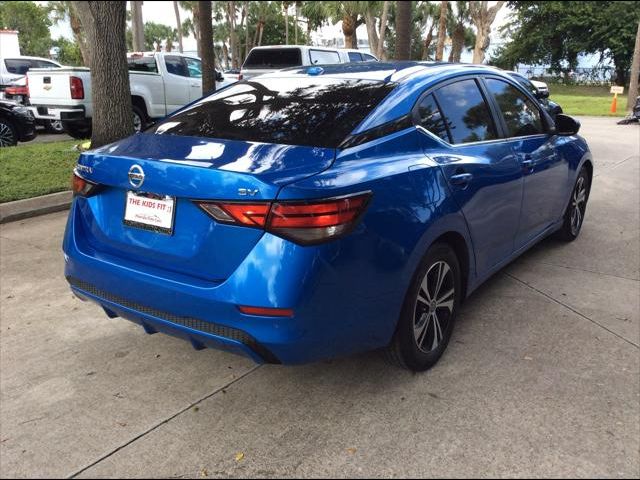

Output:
xmin=27 ymin=52 xmax=233 ymax=139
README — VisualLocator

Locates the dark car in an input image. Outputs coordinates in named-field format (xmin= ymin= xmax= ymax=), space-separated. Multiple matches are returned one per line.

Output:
xmin=0 ymin=100 xmax=37 ymax=147
xmin=506 ymin=71 xmax=563 ymax=118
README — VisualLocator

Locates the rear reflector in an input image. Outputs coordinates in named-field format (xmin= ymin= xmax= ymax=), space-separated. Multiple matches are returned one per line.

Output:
xmin=71 ymin=171 xmax=100 ymax=197
xmin=238 ymin=305 xmax=294 ymax=317
xmin=70 ymin=76 xmax=84 ymax=99
xmin=195 ymin=192 xmax=371 ymax=245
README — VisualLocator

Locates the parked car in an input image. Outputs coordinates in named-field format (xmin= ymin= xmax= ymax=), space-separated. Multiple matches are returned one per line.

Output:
xmin=240 ymin=45 xmax=378 ymax=80
xmin=64 ymin=62 xmax=592 ymax=371
xmin=506 ymin=71 xmax=563 ymax=118
xmin=0 ymin=99 xmax=36 ymax=147
xmin=3 ymin=75 xmax=65 ymax=133
xmin=0 ymin=55 xmax=61 ymax=89
xmin=26 ymin=52 xmax=233 ymax=139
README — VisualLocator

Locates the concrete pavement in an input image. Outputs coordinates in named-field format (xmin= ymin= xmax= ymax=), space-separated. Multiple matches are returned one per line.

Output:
xmin=1 ymin=117 xmax=638 ymax=478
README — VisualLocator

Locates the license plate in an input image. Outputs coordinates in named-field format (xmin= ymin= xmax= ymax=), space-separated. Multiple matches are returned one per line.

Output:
xmin=123 ymin=191 xmax=176 ymax=235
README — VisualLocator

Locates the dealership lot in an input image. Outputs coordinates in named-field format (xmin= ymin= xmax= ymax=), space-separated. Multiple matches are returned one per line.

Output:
xmin=1 ymin=117 xmax=638 ymax=478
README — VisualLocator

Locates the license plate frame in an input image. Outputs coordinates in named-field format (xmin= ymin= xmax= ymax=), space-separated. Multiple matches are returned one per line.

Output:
xmin=123 ymin=191 xmax=176 ymax=235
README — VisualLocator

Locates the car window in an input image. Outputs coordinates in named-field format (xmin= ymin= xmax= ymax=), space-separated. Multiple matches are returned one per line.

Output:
xmin=309 ymin=49 xmax=341 ymax=65
xmin=243 ymin=48 xmax=302 ymax=69
xmin=415 ymin=94 xmax=449 ymax=142
xmin=184 ymin=57 xmax=202 ymax=78
xmin=128 ymin=57 xmax=159 ymax=73
xmin=363 ymin=54 xmax=377 ymax=61
xmin=435 ymin=79 xmax=497 ymax=144
xmin=34 ymin=60 xmax=58 ymax=68
xmin=348 ymin=52 xmax=363 ymax=62
xmin=149 ymin=77 xmax=396 ymax=149
xmin=165 ymin=56 xmax=189 ymax=77
xmin=4 ymin=59 xmax=32 ymax=75
xmin=485 ymin=78 xmax=544 ymax=137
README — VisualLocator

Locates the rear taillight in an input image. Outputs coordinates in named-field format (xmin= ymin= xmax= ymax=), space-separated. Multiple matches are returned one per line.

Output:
xmin=71 ymin=171 xmax=100 ymax=197
xmin=238 ymin=73 xmax=243 ymax=81
xmin=5 ymin=85 xmax=28 ymax=96
xmin=70 ymin=76 xmax=84 ymax=99
xmin=195 ymin=192 xmax=371 ymax=245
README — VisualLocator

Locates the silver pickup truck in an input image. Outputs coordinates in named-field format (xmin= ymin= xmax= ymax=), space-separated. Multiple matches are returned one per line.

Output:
xmin=27 ymin=52 xmax=233 ymax=139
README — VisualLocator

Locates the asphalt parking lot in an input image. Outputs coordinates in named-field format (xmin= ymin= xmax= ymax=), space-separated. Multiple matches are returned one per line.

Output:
xmin=1 ymin=117 xmax=638 ymax=478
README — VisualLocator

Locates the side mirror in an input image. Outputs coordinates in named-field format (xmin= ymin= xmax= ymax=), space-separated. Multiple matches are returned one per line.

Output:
xmin=536 ymin=89 xmax=550 ymax=100
xmin=216 ymin=71 xmax=223 ymax=82
xmin=554 ymin=114 xmax=580 ymax=136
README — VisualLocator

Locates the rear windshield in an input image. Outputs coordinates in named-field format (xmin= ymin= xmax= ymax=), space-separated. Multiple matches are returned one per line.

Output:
xmin=148 ymin=77 xmax=396 ymax=148
xmin=5 ymin=59 xmax=57 ymax=74
xmin=243 ymin=48 xmax=302 ymax=69
xmin=128 ymin=57 xmax=158 ymax=73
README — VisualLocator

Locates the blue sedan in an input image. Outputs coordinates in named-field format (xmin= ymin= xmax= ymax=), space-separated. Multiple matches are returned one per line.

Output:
xmin=64 ymin=62 xmax=592 ymax=371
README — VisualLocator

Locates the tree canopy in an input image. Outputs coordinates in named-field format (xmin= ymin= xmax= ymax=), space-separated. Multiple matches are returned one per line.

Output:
xmin=0 ymin=1 xmax=52 ymax=57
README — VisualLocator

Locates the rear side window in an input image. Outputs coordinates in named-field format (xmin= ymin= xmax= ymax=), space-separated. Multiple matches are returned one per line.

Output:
xmin=243 ymin=48 xmax=302 ymax=69
xmin=363 ymin=54 xmax=377 ymax=61
xmin=4 ymin=59 xmax=32 ymax=75
xmin=309 ymin=50 xmax=341 ymax=65
xmin=165 ymin=56 xmax=189 ymax=77
xmin=435 ymin=79 xmax=497 ymax=144
xmin=415 ymin=94 xmax=449 ymax=142
xmin=348 ymin=52 xmax=363 ymax=62
xmin=184 ymin=57 xmax=202 ymax=78
xmin=128 ymin=57 xmax=158 ymax=73
xmin=34 ymin=60 xmax=58 ymax=68
xmin=149 ymin=78 xmax=396 ymax=148
xmin=485 ymin=78 xmax=544 ymax=137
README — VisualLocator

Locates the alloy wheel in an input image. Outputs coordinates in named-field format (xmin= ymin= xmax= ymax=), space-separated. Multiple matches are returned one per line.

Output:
xmin=414 ymin=260 xmax=455 ymax=353
xmin=0 ymin=122 xmax=16 ymax=147
xmin=133 ymin=112 xmax=143 ymax=132
xmin=570 ymin=176 xmax=587 ymax=235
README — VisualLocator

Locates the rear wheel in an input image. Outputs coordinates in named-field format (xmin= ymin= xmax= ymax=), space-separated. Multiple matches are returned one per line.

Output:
xmin=0 ymin=118 xmax=17 ymax=147
xmin=386 ymin=243 xmax=461 ymax=372
xmin=132 ymin=105 xmax=146 ymax=133
xmin=556 ymin=167 xmax=590 ymax=241
xmin=44 ymin=119 xmax=65 ymax=134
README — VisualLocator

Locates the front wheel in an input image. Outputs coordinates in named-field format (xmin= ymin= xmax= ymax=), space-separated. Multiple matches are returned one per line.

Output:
xmin=0 ymin=119 xmax=17 ymax=147
xmin=556 ymin=167 xmax=590 ymax=241
xmin=385 ymin=243 xmax=462 ymax=372
xmin=62 ymin=120 xmax=92 ymax=140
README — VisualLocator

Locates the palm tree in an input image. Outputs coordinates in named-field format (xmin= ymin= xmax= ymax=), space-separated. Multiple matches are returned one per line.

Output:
xmin=377 ymin=0 xmax=390 ymax=59
xmin=283 ymin=1 xmax=290 ymax=44
xmin=48 ymin=1 xmax=90 ymax=65
xmin=447 ymin=1 xmax=472 ymax=63
xmin=469 ymin=0 xmax=505 ymax=64
xmin=173 ymin=1 xmax=183 ymax=53
xmin=418 ymin=1 xmax=438 ymax=60
xmin=435 ymin=1 xmax=448 ymax=61
xmin=395 ymin=0 xmax=412 ymax=60
xmin=326 ymin=1 xmax=365 ymax=49
xmin=301 ymin=1 xmax=329 ymax=45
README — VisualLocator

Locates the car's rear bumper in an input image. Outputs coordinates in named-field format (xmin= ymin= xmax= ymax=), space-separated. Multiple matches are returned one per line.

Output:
xmin=63 ymin=199 xmax=404 ymax=364
xmin=28 ymin=105 xmax=86 ymax=121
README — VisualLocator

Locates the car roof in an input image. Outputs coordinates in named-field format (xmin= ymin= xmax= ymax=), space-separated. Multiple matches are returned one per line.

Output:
xmin=2 ymin=55 xmax=61 ymax=65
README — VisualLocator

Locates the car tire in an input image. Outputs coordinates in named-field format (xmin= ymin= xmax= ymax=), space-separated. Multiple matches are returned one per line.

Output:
xmin=385 ymin=242 xmax=462 ymax=372
xmin=556 ymin=166 xmax=590 ymax=242
xmin=44 ymin=119 xmax=65 ymax=134
xmin=62 ymin=121 xmax=92 ymax=140
xmin=0 ymin=118 xmax=18 ymax=147
xmin=132 ymin=105 xmax=146 ymax=133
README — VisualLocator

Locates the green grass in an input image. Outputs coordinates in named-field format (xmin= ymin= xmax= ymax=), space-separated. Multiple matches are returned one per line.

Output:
xmin=0 ymin=140 xmax=80 ymax=203
xmin=548 ymin=84 xmax=628 ymax=117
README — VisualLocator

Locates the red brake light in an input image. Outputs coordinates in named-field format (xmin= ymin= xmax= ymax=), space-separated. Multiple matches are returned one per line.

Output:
xmin=70 ymin=76 xmax=84 ymax=99
xmin=238 ymin=306 xmax=294 ymax=317
xmin=72 ymin=171 xmax=99 ymax=197
xmin=238 ymin=73 xmax=243 ymax=81
xmin=5 ymin=85 xmax=28 ymax=95
xmin=195 ymin=192 xmax=371 ymax=245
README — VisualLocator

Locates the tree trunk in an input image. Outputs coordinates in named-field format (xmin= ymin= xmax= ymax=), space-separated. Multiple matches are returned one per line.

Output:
xmin=131 ymin=0 xmax=144 ymax=52
xmin=627 ymin=21 xmax=640 ymax=114
xmin=199 ymin=0 xmax=215 ymax=95
xmin=243 ymin=1 xmax=250 ymax=60
xmin=193 ymin=2 xmax=201 ymax=57
xmin=435 ymin=1 xmax=448 ymax=61
xmin=68 ymin=4 xmax=90 ymax=65
xmin=364 ymin=11 xmax=379 ymax=56
xmin=173 ymin=0 xmax=183 ymax=53
xmin=72 ymin=1 xmax=133 ymax=148
xmin=228 ymin=1 xmax=238 ymax=69
xmin=470 ymin=0 xmax=505 ymax=64
xmin=222 ymin=42 xmax=230 ymax=69
xmin=395 ymin=0 xmax=412 ymax=60
xmin=258 ymin=22 xmax=264 ymax=46
xmin=295 ymin=2 xmax=300 ymax=45
xmin=377 ymin=0 xmax=390 ymax=59
xmin=285 ymin=3 xmax=289 ymax=44
xmin=342 ymin=14 xmax=357 ymax=49
xmin=450 ymin=22 xmax=465 ymax=62
xmin=421 ymin=22 xmax=434 ymax=60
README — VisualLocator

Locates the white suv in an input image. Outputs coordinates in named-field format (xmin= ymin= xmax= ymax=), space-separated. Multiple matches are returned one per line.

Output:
xmin=240 ymin=45 xmax=378 ymax=80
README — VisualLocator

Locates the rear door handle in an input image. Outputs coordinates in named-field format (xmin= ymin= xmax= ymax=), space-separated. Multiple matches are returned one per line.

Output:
xmin=450 ymin=173 xmax=473 ymax=186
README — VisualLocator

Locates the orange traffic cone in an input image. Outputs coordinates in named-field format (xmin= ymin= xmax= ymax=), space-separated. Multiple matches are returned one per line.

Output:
xmin=610 ymin=93 xmax=618 ymax=114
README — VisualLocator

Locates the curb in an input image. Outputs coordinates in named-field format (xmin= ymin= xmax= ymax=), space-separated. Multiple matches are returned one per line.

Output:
xmin=0 ymin=191 xmax=72 ymax=224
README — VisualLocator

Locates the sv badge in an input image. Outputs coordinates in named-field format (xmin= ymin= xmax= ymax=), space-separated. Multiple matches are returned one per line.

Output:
xmin=238 ymin=188 xmax=259 ymax=197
